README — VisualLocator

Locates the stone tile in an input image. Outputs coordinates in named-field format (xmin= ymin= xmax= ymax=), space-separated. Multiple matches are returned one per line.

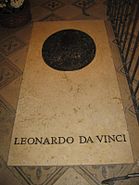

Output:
xmin=0 ymin=36 xmax=25 ymax=56
xmin=42 ymin=0 xmax=65 ymax=11
xmin=87 ymin=1 xmax=107 ymax=20
xmin=29 ymin=0 xmax=45 ymax=7
xmin=40 ymin=13 xmax=64 ymax=21
xmin=0 ymin=128 xmax=14 ymax=161
xmin=0 ymin=95 xmax=15 ymax=123
xmin=8 ymin=21 xmax=133 ymax=166
xmin=31 ymin=6 xmax=51 ymax=21
xmin=73 ymin=0 xmax=96 ymax=9
xmin=0 ymin=96 xmax=15 ymax=160
xmin=72 ymin=13 xmax=98 ymax=21
xmin=15 ymin=24 xmax=33 ymax=44
xmin=60 ymin=0 xmax=76 ymax=5
xmin=128 ymin=103 xmax=138 ymax=118
xmin=74 ymin=164 xmax=134 ymax=184
xmin=0 ymin=157 xmax=21 ymax=185
xmin=0 ymin=58 xmax=22 ymax=89
xmin=8 ymin=47 xmax=29 ymax=72
xmin=0 ymin=76 xmax=22 ymax=109
xmin=124 ymin=165 xmax=139 ymax=185
xmin=10 ymin=166 xmax=68 ymax=185
xmin=0 ymin=52 xmax=5 ymax=62
xmin=54 ymin=168 xmax=92 ymax=185
xmin=100 ymin=164 xmax=139 ymax=185
xmin=55 ymin=5 xmax=81 ymax=20
xmin=0 ymin=26 xmax=12 ymax=41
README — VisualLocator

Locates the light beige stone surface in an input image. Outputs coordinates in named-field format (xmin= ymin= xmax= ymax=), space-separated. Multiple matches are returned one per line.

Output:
xmin=8 ymin=20 xmax=134 ymax=166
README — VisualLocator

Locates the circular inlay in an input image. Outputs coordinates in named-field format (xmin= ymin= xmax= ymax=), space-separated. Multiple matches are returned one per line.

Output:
xmin=42 ymin=29 xmax=96 ymax=71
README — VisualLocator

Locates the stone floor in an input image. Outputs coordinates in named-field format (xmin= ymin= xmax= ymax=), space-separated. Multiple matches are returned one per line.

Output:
xmin=0 ymin=0 xmax=139 ymax=185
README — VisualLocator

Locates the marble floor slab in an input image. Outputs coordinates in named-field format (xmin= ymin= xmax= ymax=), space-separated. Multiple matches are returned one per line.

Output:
xmin=8 ymin=20 xmax=133 ymax=166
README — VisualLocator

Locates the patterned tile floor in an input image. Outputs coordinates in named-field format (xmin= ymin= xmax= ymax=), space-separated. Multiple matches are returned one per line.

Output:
xmin=0 ymin=0 xmax=139 ymax=185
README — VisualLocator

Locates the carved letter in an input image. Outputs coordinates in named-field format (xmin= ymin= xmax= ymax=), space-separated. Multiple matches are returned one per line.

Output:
xmin=87 ymin=136 xmax=94 ymax=143
xmin=96 ymin=135 xmax=104 ymax=142
xmin=79 ymin=136 xmax=87 ymax=144
xmin=66 ymin=137 xmax=74 ymax=144
xmin=14 ymin=137 xmax=20 ymax=145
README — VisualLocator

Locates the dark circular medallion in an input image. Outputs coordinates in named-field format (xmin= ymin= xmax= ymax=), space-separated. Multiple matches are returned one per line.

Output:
xmin=42 ymin=29 xmax=96 ymax=71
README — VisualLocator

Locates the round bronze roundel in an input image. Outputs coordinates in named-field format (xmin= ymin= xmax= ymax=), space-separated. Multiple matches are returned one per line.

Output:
xmin=42 ymin=29 xmax=96 ymax=71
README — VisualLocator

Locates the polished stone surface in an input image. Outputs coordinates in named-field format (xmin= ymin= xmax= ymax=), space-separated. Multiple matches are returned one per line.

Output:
xmin=8 ymin=20 xmax=133 ymax=166
xmin=42 ymin=29 xmax=96 ymax=71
